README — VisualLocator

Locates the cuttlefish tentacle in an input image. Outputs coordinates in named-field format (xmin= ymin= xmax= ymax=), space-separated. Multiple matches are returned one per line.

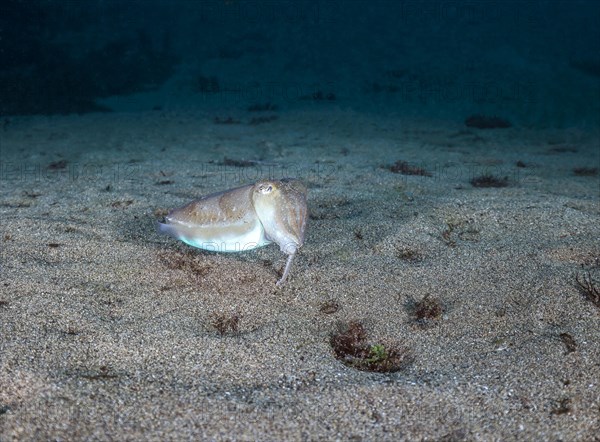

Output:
xmin=157 ymin=178 xmax=308 ymax=286
xmin=277 ymin=253 xmax=296 ymax=287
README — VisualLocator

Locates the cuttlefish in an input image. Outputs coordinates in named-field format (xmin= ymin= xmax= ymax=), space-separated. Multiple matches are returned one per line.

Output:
xmin=157 ymin=178 xmax=308 ymax=286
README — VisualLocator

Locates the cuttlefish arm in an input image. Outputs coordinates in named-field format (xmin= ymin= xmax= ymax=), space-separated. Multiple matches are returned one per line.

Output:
xmin=157 ymin=179 xmax=308 ymax=286
xmin=278 ymin=253 xmax=297 ymax=287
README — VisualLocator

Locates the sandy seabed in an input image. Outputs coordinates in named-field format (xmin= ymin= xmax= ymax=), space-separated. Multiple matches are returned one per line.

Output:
xmin=1 ymin=109 xmax=599 ymax=440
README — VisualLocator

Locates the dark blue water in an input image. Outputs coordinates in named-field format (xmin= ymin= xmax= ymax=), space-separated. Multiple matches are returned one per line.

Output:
xmin=1 ymin=0 xmax=599 ymax=127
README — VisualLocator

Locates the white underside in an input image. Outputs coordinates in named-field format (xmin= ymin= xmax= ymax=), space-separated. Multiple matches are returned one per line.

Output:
xmin=158 ymin=220 xmax=271 ymax=253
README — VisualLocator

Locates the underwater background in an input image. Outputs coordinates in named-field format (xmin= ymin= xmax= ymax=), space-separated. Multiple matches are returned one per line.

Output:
xmin=1 ymin=0 xmax=599 ymax=127
xmin=1 ymin=1 xmax=600 ymax=440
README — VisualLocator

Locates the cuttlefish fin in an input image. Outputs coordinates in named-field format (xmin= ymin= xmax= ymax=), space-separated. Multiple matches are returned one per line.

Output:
xmin=276 ymin=252 xmax=296 ymax=287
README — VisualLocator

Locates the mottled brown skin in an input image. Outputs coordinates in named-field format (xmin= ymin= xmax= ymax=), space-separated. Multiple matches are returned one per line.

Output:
xmin=166 ymin=184 xmax=256 ymax=227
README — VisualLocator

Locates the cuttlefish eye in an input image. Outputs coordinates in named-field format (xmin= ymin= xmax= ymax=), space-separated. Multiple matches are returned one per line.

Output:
xmin=257 ymin=183 xmax=273 ymax=194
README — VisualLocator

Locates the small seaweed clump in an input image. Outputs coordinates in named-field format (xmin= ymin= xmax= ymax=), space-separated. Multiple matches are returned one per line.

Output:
xmin=406 ymin=294 xmax=444 ymax=328
xmin=414 ymin=295 xmax=443 ymax=322
xmin=470 ymin=174 xmax=509 ymax=188
xmin=575 ymin=270 xmax=600 ymax=310
xmin=395 ymin=247 xmax=424 ymax=262
xmin=249 ymin=115 xmax=278 ymax=125
xmin=559 ymin=333 xmax=577 ymax=353
xmin=211 ymin=312 xmax=240 ymax=335
xmin=573 ymin=167 xmax=598 ymax=176
xmin=388 ymin=160 xmax=432 ymax=177
xmin=319 ymin=300 xmax=340 ymax=314
xmin=219 ymin=157 xmax=257 ymax=167
xmin=158 ymin=250 xmax=212 ymax=279
xmin=330 ymin=321 xmax=411 ymax=373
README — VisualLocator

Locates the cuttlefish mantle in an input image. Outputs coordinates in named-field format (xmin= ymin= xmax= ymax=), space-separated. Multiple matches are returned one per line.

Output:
xmin=157 ymin=178 xmax=308 ymax=286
